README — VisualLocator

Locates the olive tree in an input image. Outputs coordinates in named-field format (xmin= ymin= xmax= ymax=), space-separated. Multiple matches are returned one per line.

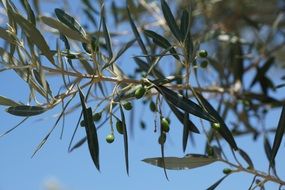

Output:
xmin=0 ymin=0 xmax=285 ymax=189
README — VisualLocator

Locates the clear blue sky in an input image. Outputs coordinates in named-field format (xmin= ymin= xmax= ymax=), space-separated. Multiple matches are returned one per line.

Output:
xmin=0 ymin=1 xmax=284 ymax=190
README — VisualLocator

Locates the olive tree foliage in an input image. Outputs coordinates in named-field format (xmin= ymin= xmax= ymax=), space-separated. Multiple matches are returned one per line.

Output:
xmin=0 ymin=0 xmax=285 ymax=189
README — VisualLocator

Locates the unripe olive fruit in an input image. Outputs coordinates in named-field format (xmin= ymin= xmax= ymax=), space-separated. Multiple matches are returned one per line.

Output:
xmin=161 ymin=118 xmax=170 ymax=133
xmin=135 ymin=86 xmax=146 ymax=99
xmin=80 ymin=120 xmax=86 ymax=127
xmin=158 ymin=133 xmax=166 ymax=144
xmin=123 ymin=102 xmax=133 ymax=110
xmin=198 ymin=50 xmax=208 ymax=58
xmin=106 ymin=133 xmax=115 ymax=143
xmin=149 ymin=101 xmax=156 ymax=112
xmin=116 ymin=120 xmax=124 ymax=134
xmin=200 ymin=60 xmax=209 ymax=68
xmin=212 ymin=123 xmax=221 ymax=130
xmin=93 ymin=112 xmax=102 ymax=121
xmin=223 ymin=168 xmax=232 ymax=174
xmin=165 ymin=117 xmax=171 ymax=124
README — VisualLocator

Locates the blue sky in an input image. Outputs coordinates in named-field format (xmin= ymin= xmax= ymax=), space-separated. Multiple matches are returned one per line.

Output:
xmin=0 ymin=1 xmax=285 ymax=190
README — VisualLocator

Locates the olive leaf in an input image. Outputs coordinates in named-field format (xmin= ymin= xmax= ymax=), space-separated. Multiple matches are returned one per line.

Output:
xmin=142 ymin=154 xmax=218 ymax=170
xmin=40 ymin=16 xmax=88 ymax=43
xmin=180 ymin=9 xmax=190 ymax=39
xmin=154 ymin=84 xmax=215 ymax=122
xmin=196 ymin=92 xmax=238 ymax=150
xmin=0 ymin=95 xmax=20 ymax=107
xmin=161 ymin=0 xmax=183 ymax=41
xmin=144 ymin=29 xmax=180 ymax=60
xmin=167 ymin=102 xmax=200 ymax=134
xmin=78 ymin=88 xmax=100 ymax=171
xmin=0 ymin=117 xmax=28 ymax=138
xmin=102 ymin=13 xmax=113 ymax=59
xmin=206 ymin=175 xmax=229 ymax=190
xmin=270 ymin=105 xmax=285 ymax=169
xmin=0 ymin=27 xmax=17 ymax=45
xmin=20 ymin=0 xmax=36 ymax=25
xmin=238 ymin=148 xmax=254 ymax=169
xmin=127 ymin=7 xmax=151 ymax=63
xmin=55 ymin=8 xmax=87 ymax=37
xmin=6 ymin=105 xmax=47 ymax=117
xmin=12 ymin=13 xmax=54 ymax=64
xmin=119 ymin=104 xmax=129 ymax=175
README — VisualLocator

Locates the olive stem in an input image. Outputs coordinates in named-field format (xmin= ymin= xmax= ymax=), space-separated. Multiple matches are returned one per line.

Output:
xmin=219 ymin=158 xmax=285 ymax=187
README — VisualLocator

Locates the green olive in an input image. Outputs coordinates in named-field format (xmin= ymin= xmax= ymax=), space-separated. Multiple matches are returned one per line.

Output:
xmin=135 ymin=86 xmax=146 ymax=99
xmin=116 ymin=120 xmax=124 ymax=134
xmin=123 ymin=102 xmax=133 ymax=110
xmin=161 ymin=117 xmax=170 ymax=133
xmin=198 ymin=50 xmax=208 ymax=58
xmin=200 ymin=60 xmax=208 ymax=68
xmin=212 ymin=123 xmax=220 ymax=130
xmin=149 ymin=101 xmax=156 ymax=112
xmin=80 ymin=120 xmax=86 ymax=127
xmin=223 ymin=168 xmax=232 ymax=174
xmin=93 ymin=112 xmax=102 ymax=122
xmin=106 ymin=133 xmax=115 ymax=143
xmin=165 ymin=117 xmax=171 ymax=124
xmin=158 ymin=133 xmax=166 ymax=144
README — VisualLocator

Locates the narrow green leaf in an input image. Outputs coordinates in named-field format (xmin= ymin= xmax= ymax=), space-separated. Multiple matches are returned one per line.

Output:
xmin=196 ymin=92 xmax=238 ymax=150
xmin=82 ymin=0 xmax=98 ymax=13
xmin=160 ymin=129 xmax=169 ymax=180
xmin=6 ymin=105 xmax=47 ymax=117
xmin=238 ymin=148 xmax=254 ymax=168
xmin=0 ymin=95 xmax=20 ymax=107
xmin=31 ymin=90 xmax=77 ymax=157
xmin=184 ymin=31 xmax=194 ymax=61
xmin=12 ymin=13 xmax=54 ymax=64
xmin=182 ymin=112 xmax=190 ymax=152
xmin=264 ymin=136 xmax=277 ymax=175
xmin=69 ymin=136 xmax=87 ymax=152
xmin=0 ymin=48 xmax=50 ymax=98
xmin=20 ymin=0 xmax=36 ymax=25
xmin=142 ymin=154 xmax=217 ymax=170
xmin=78 ymin=55 xmax=95 ymax=74
xmin=103 ymin=39 xmax=136 ymax=70
xmin=154 ymin=84 xmax=215 ymax=122
xmin=180 ymin=10 xmax=189 ymax=39
xmin=102 ymin=14 xmax=113 ymax=59
xmin=0 ymin=27 xmax=17 ymax=45
xmin=84 ymin=9 xmax=97 ymax=27
xmin=119 ymin=104 xmax=129 ymax=175
xmin=206 ymin=175 xmax=228 ymax=190
xmin=134 ymin=57 xmax=165 ymax=79
xmin=161 ymin=0 xmax=183 ymax=41
xmin=111 ymin=39 xmax=135 ymax=63
xmin=55 ymin=8 xmax=86 ymax=37
xmin=167 ymin=102 xmax=200 ymax=134
xmin=0 ymin=117 xmax=28 ymax=138
xmin=144 ymin=29 xmax=179 ymax=60
xmin=59 ymin=34 xmax=78 ymax=72
xmin=78 ymin=88 xmax=100 ymax=171
xmin=270 ymin=105 xmax=285 ymax=168
xmin=250 ymin=57 xmax=275 ymax=88
xmin=127 ymin=7 xmax=151 ymax=63
xmin=40 ymin=16 xmax=88 ymax=42
xmin=32 ymin=69 xmax=52 ymax=96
